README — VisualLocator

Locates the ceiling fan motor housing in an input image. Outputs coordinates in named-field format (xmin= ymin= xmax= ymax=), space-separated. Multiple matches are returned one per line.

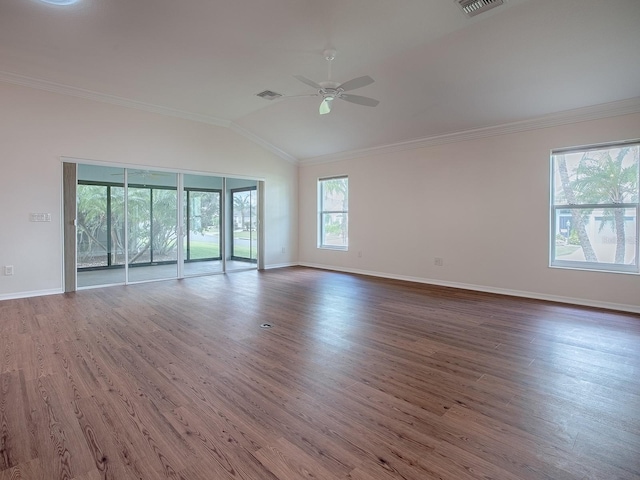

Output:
xmin=320 ymin=87 xmax=341 ymax=99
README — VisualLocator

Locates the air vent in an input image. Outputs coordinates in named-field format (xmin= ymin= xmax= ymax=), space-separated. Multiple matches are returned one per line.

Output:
xmin=256 ymin=90 xmax=283 ymax=101
xmin=457 ymin=0 xmax=504 ymax=17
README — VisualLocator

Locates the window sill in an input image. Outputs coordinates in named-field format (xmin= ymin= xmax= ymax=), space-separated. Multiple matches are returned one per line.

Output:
xmin=549 ymin=262 xmax=639 ymax=275
xmin=318 ymin=245 xmax=348 ymax=251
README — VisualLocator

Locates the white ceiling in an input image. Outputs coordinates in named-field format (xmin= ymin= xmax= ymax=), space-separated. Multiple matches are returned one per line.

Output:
xmin=1 ymin=0 xmax=639 ymax=161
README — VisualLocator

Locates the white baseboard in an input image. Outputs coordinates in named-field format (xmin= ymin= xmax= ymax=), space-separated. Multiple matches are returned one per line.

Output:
xmin=0 ymin=288 xmax=64 ymax=302
xmin=3 ymin=266 xmax=638 ymax=315
xmin=263 ymin=262 xmax=299 ymax=270
xmin=298 ymin=262 xmax=640 ymax=314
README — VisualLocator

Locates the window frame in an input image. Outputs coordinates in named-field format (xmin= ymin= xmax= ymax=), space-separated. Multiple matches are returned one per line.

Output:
xmin=184 ymin=187 xmax=222 ymax=262
xmin=230 ymin=186 xmax=258 ymax=262
xmin=77 ymin=179 xmax=180 ymax=269
xmin=318 ymin=175 xmax=349 ymax=250
xmin=550 ymin=140 xmax=640 ymax=274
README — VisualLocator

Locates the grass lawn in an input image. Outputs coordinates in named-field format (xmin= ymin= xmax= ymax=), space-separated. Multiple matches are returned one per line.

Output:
xmin=188 ymin=238 xmax=257 ymax=259
xmin=231 ymin=244 xmax=257 ymax=259
xmin=188 ymin=240 xmax=219 ymax=259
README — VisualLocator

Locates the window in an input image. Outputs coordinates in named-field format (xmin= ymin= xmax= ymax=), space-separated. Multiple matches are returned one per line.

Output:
xmin=550 ymin=140 xmax=639 ymax=273
xmin=319 ymin=176 xmax=348 ymax=249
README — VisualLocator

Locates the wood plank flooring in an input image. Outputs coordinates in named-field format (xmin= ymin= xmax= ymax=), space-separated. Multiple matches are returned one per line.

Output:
xmin=1 ymin=266 xmax=639 ymax=479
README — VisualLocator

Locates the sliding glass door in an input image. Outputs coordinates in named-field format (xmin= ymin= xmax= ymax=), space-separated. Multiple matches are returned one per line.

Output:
xmin=74 ymin=165 xmax=259 ymax=288
xmin=231 ymin=187 xmax=257 ymax=262
xmin=227 ymin=179 xmax=258 ymax=271
xmin=183 ymin=174 xmax=223 ymax=276
xmin=76 ymin=165 xmax=125 ymax=287
xmin=127 ymin=170 xmax=178 ymax=283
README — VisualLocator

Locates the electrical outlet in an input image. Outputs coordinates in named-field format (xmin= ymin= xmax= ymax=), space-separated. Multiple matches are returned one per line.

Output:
xmin=281 ymin=247 xmax=286 ymax=254
xmin=4 ymin=265 xmax=14 ymax=276
xmin=434 ymin=257 xmax=443 ymax=266
xmin=358 ymin=251 xmax=362 ymax=258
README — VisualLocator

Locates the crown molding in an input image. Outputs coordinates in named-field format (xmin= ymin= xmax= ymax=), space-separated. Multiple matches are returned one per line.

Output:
xmin=0 ymin=70 xmax=230 ymax=128
xmin=0 ymin=70 xmax=300 ymax=164
xmin=300 ymin=97 xmax=640 ymax=165
xmin=3 ymin=70 xmax=638 ymax=168
xmin=229 ymin=123 xmax=298 ymax=164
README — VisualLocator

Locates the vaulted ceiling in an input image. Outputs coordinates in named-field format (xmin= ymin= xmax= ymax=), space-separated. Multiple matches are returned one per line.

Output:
xmin=1 ymin=0 xmax=639 ymax=162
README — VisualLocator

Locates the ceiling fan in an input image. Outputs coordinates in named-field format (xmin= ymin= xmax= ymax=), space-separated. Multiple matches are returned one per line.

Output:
xmin=292 ymin=49 xmax=379 ymax=115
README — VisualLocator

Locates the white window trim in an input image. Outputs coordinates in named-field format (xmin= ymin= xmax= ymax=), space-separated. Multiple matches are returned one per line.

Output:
xmin=318 ymin=175 xmax=349 ymax=251
xmin=550 ymin=140 xmax=640 ymax=274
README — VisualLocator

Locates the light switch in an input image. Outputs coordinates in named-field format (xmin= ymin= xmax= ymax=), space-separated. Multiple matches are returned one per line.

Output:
xmin=30 ymin=213 xmax=51 ymax=222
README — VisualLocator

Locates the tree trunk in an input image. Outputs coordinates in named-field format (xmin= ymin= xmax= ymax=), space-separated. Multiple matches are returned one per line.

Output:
xmin=129 ymin=242 xmax=150 ymax=263
xmin=78 ymin=224 xmax=108 ymax=252
xmin=111 ymin=225 xmax=123 ymax=264
xmin=556 ymin=155 xmax=598 ymax=262
xmin=613 ymin=207 xmax=626 ymax=264
xmin=612 ymin=148 xmax=630 ymax=264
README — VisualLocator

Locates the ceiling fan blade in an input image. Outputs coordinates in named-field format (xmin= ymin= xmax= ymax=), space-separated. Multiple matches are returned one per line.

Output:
xmin=319 ymin=97 xmax=333 ymax=115
xmin=338 ymin=75 xmax=374 ymax=92
xmin=339 ymin=94 xmax=379 ymax=107
xmin=294 ymin=75 xmax=322 ymax=90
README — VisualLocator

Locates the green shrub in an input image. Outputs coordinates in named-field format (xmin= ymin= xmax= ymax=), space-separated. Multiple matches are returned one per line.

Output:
xmin=568 ymin=229 xmax=581 ymax=245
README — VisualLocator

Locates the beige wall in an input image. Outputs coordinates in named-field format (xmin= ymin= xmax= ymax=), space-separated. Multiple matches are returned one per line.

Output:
xmin=299 ymin=113 xmax=640 ymax=312
xmin=0 ymin=82 xmax=298 ymax=298
xmin=2 ymin=79 xmax=638 ymax=312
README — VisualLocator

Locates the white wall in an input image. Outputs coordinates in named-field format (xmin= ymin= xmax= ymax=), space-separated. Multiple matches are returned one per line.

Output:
xmin=0 ymin=82 xmax=298 ymax=299
xmin=299 ymin=113 xmax=640 ymax=312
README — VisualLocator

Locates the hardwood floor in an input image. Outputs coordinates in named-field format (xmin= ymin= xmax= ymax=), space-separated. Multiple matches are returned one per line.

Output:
xmin=1 ymin=266 xmax=639 ymax=479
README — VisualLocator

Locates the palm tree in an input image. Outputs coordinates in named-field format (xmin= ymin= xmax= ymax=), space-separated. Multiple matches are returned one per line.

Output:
xmin=109 ymin=187 xmax=125 ymax=265
xmin=127 ymin=187 xmax=152 ymax=263
xmin=151 ymin=189 xmax=178 ymax=260
xmin=233 ymin=192 xmax=251 ymax=230
xmin=322 ymin=178 xmax=348 ymax=243
xmin=572 ymin=147 xmax=638 ymax=264
xmin=77 ymin=184 xmax=109 ymax=266
xmin=556 ymin=155 xmax=597 ymax=262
